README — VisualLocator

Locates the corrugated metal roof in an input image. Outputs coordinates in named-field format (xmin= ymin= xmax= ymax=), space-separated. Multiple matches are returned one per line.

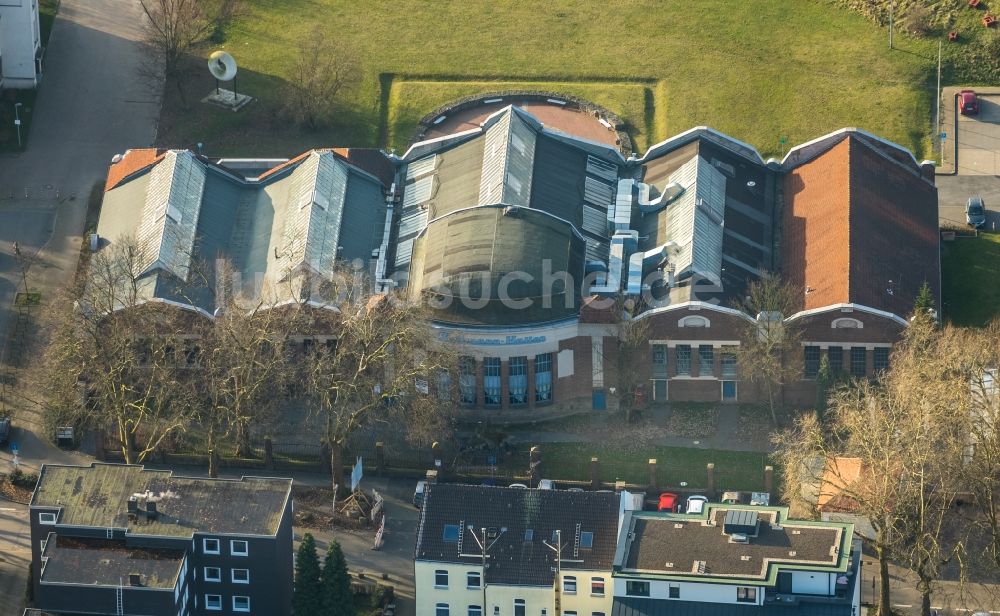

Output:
xmin=478 ymin=108 xmax=536 ymax=207
xmin=136 ymin=150 xmax=206 ymax=281
xmin=279 ymin=151 xmax=350 ymax=279
xmin=662 ymin=156 xmax=727 ymax=284
xmin=405 ymin=155 xmax=437 ymax=181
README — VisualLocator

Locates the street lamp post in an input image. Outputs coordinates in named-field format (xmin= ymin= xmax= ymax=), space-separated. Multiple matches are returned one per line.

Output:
xmin=13 ymin=103 xmax=23 ymax=149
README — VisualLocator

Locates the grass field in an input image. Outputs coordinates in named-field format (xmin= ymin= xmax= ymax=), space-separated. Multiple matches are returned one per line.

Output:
xmin=157 ymin=0 xmax=938 ymax=158
xmin=502 ymin=443 xmax=774 ymax=493
xmin=386 ymin=78 xmax=659 ymax=153
xmin=941 ymin=233 xmax=1000 ymax=326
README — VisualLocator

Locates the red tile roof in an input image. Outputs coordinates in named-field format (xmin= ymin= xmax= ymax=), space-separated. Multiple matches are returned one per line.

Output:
xmin=783 ymin=135 xmax=939 ymax=318
xmin=104 ymin=149 xmax=166 ymax=191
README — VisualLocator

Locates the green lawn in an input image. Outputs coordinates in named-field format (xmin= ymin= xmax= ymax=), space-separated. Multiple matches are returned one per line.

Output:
xmin=158 ymin=0 xmax=937 ymax=158
xmin=941 ymin=233 xmax=1000 ymax=326
xmin=504 ymin=443 xmax=774 ymax=493
xmin=386 ymin=79 xmax=658 ymax=153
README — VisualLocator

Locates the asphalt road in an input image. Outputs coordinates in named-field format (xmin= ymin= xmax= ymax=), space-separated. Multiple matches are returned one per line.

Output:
xmin=0 ymin=500 xmax=30 ymax=616
xmin=0 ymin=0 xmax=160 ymax=363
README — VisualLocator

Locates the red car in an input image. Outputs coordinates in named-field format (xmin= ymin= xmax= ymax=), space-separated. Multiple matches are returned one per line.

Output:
xmin=960 ymin=89 xmax=979 ymax=115
xmin=657 ymin=492 xmax=680 ymax=512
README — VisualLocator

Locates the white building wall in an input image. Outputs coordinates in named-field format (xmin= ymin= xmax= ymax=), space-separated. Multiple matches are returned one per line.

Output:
xmin=0 ymin=0 xmax=41 ymax=87
xmin=612 ymin=577 xmax=762 ymax=605
xmin=790 ymin=571 xmax=834 ymax=595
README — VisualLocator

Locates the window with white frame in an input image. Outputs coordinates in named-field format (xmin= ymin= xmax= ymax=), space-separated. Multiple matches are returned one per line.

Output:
xmin=38 ymin=512 xmax=56 ymax=525
xmin=205 ymin=594 xmax=222 ymax=611
xmin=231 ymin=539 xmax=249 ymax=556
xmin=698 ymin=345 xmax=714 ymax=376
xmin=514 ymin=599 xmax=526 ymax=616
xmin=562 ymin=575 xmax=576 ymax=594
xmin=590 ymin=577 xmax=605 ymax=596
xmin=233 ymin=596 xmax=250 ymax=612
xmin=535 ymin=353 xmax=553 ymax=402
xmin=436 ymin=604 xmax=450 ymax=616
xmin=468 ymin=606 xmax=482 ymax=616
xmin=668 ymin=584 xmax=680 ymax=598
xmin=203 ymin=567 xmax=221 ymax=582
xmin=736 ymin=587 xmax=757 ymax=603
xmin=232 ymin=568 xmax=250 ymax=584
xmin=467 ymin=571 xmax=481 ymax=589
xmin=435 ymin=569 xmax=448 ymax=588
xmin=203 ymin=538 xmax=220 ymax=555
xmin=675 ymin=345 xmax=691 ymax=376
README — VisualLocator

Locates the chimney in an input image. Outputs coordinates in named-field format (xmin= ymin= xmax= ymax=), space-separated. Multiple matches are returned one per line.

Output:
xmin=146 ymin=500 xmax=158 ymax=519
xmin=129 ymin=572 xmax=142 ymax=586
xmin=127 ymin=497 xmax=138 ymax=514
xmin=919 ymin=159 xmax=936 ymax=184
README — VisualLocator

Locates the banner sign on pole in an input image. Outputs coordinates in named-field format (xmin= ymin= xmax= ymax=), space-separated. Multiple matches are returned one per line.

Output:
xmin=350 ymin=456 xmax=364 ymax=493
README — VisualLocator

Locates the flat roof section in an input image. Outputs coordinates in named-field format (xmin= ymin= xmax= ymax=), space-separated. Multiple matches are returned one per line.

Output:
xmin=622 ymin=507 xmax=847 ymax=580
xmin=41 ymin=534 xmax=184 ymax=589
xmin=32 ymin=463 xmax=292 ymax=537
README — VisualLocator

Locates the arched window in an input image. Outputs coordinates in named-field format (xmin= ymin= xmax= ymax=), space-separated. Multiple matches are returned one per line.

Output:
xmin=678 ymin=315 xmax=711 ymax=328
xmin=831 ymin=317 xmax=863 ymax=329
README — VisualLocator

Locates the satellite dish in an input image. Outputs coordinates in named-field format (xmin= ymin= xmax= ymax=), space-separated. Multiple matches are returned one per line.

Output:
xmin=208 ymin=51 xmax=237 ymax=81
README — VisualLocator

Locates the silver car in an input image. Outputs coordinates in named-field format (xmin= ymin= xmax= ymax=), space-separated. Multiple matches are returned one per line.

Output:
xmin=967 ymin=196 xmax=987 ymax=228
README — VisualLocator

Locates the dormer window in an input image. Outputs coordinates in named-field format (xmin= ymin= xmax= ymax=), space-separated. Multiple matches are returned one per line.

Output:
xmin=831 ymin=317 xmax=863 ymax=329
xmin=443 ymin=524 xmax=460 ymax=542
xmin=678 ymin=315 xmax=710 ymax=328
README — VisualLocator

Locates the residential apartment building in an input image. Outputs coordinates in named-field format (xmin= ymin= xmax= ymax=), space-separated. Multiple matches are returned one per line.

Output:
xmin=28 ymin=463 xmax=293 ymax=616
xmin=96 ymin=98 xmax=939 ymax=413
xmin=0 ymin=0 xmax=42 ymax=88
xmin=415 ymin=485 xmax=860 ymax=616
xmin=414 ymin=484 xmax=622 ymax=616
xmin=613 ymin=505 xmax=861 ymax=615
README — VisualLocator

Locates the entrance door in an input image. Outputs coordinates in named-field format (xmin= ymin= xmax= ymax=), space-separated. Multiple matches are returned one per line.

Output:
xmin=721 ymin=380 xmax=738 ymax=402
xmin=592 ymin=389 xmax=606 ymax=410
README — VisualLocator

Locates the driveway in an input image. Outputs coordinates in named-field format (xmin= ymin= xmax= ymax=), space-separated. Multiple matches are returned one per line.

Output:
xmin=0 ymin=500 xmax=30 ymax=616
xmin=0 ymin=0 xmax=160 ymax=369
xmin=937 ymin=174 xmax=1000 ymax=230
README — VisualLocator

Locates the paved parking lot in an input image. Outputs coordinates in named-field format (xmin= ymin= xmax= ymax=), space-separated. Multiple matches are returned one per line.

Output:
xmin=956 ymin=94 xmax=1000 ymax=176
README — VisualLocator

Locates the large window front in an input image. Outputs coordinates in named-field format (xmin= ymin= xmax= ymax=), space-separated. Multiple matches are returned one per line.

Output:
xmin=828 ymin=347 xmax=843 ymax=374
xmin=721 ymin=348 xmax=737 ymax=378
xmin=737 ymin=587 xmax=757 ymax=603
xmin=874 ymin=347 xmax=890 ymax=373
xmin=850 ymin=347 xmax=867 ymax=377
xmin=459 ymin=357 xmax=476 ymax=405
xmin=675 ymin=345 xmax=691 ymax=376
xmin=484 ymin=358 xmax=502 ymax=407
xmin=625 ymin=580 xmax=650 ymax=597
xmin=535 ymin=353 xmax=553 ymax=403
xmin=699 ymin=345 xmax=714 ymax=376
xmin=804 ymin=346 xmax=820 ymax=379
xmin=509 ymin=356 xmax=528 ymax=405
xmin=651 ymin=344 xmax=668 ymax=378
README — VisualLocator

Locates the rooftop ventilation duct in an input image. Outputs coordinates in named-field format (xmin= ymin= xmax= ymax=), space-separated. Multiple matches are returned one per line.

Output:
xmin=637 ymin=181 xmax=685 ymax=214
xmin=626 ymin=242 xmax=679 ymax=296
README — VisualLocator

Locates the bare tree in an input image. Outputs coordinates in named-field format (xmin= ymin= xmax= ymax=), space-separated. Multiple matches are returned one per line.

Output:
xmin=774 ymin=317 xmax=971 ymax=616
xmin=138 ymin=0 xmax=234 ymax=107
xmin=34 ymin=239 xmax=199 ymax=463
xmin=282 ymin=27 xmax=361 ymax=130
xmin=290 ymin=280 xmax=458 ymax=496
xmin=735 ymin=272 xmax=802 ymax=425
xmin=612 ymin=298 xmax=650 ymax=423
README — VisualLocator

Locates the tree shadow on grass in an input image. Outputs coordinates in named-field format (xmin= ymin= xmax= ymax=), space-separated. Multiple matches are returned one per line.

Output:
xmin=156 ymin=53 xmax=376 ymax=157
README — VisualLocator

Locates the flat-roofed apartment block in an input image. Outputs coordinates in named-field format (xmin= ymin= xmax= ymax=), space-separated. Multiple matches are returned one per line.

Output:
xmin=414 ymin=486 xmax=860 ymax=616
xmin=414 ymin=484 xmax=623 ymax=616
xmin=96 ymin=101 xmax=939 ymax=412
xmin=612 ymin=505 xmax=861 ymax=616
xmin=29 ymin=463 xmax=293 ymax=616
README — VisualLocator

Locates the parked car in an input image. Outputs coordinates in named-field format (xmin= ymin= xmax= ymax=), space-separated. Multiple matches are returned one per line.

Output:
xmin=412 ymin=480 xmax=427 ymax=508
xmin=960 ymin=89 xmax=979 ymax=115
xmin=508 ymin=483 xmax=528 ymax=489
xmin=967 ymin=196 xmax=987 ymax=228
xmin=538 ymin=479 xmax=555 ymax=490
xmin=686 ymin=495 xmax=709 ymax=514
xmin=657 ymin=492 xmax=680 ymax=512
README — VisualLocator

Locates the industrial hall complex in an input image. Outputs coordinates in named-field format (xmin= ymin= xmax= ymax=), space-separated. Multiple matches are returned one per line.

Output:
xmin=98 ymin=97 xmax=940 ymax=412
